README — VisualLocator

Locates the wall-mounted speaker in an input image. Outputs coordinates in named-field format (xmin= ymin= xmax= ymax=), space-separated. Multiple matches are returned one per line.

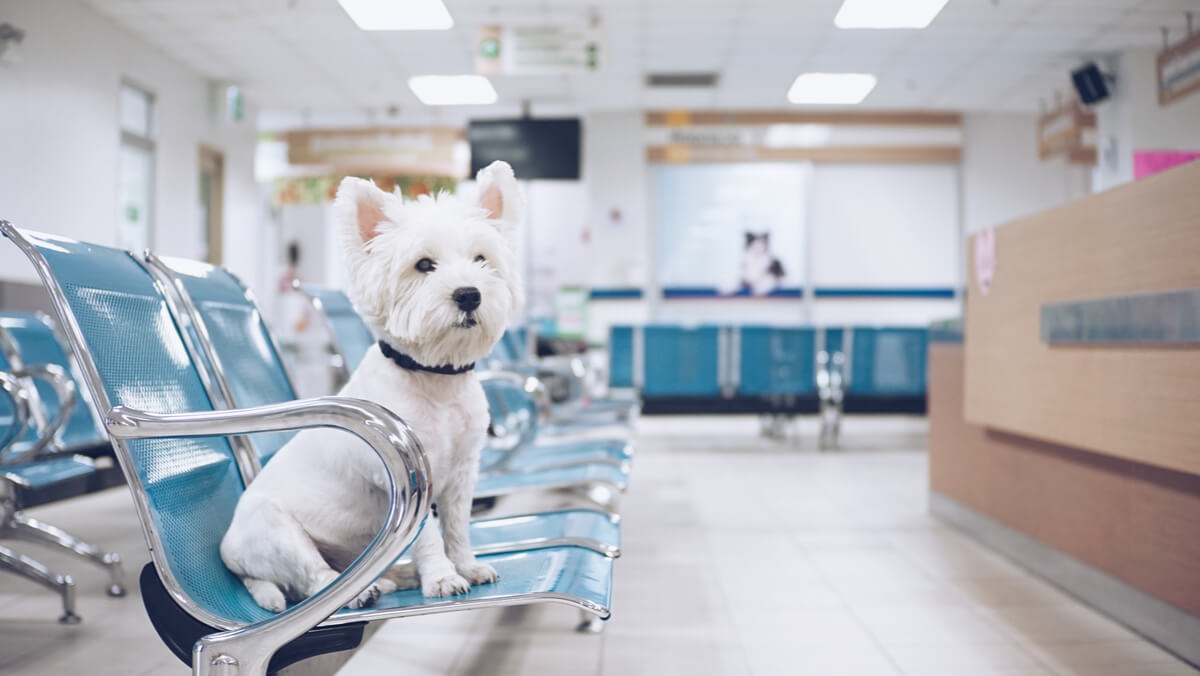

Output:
xmin=1071 ymin=62 xmax=1111 ymax=105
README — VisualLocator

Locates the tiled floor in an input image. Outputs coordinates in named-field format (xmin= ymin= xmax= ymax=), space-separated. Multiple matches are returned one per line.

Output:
xmin=1 ymin=416 xmax=1196 ymax=675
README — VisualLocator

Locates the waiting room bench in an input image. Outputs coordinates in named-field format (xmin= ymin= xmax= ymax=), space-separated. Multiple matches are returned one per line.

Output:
xmin=0 ymin=313 xmax=126 ymax=622
xmin=2 ymin=222 xmax=617 ymax=675
xmin=611 ymin=324 xmax=930 ymax=416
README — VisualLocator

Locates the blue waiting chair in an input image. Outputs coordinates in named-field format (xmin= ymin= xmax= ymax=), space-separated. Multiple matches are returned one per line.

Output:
xmin=0 ymin=312 xmax=110 ymax=457
xmin=0 ymin=369 xmax=125 ymax=621
xmin=292 ymin=281 xmax=376 ymax=384
xmin=142 ymin=253 xmax=624 ymax=556
xmin=2 ymin=223 xmax=613 ymax=675
xmin=481 ymin=374 xmax=633 ymax=475
xmin=488 ymin=330 xmax=639 ymax=432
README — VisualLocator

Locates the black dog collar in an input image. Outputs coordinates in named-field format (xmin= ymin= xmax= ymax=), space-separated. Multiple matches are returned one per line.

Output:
xmin=378 ymin=341 xmax=474 ymax=375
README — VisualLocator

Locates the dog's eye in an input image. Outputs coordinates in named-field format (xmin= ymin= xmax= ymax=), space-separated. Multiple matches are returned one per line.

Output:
xmin=415 ymin=258 xmax=436 ymax=273
xmin=474 ymin=255 xmax=486 ymax=264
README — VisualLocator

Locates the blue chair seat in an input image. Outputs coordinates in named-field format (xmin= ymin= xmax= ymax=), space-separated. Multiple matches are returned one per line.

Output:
xmin=2 ymin=455 xmax=95 ymax=490
xmin=475 ymin=463 xmax=628 ymax=499
xmin=495 ymin=438 xmax=633 ymax=473
xmin=336 ymin=546 xmax=612 ymax=619
xmin=467 ymin=509 xmax=620 ymax=558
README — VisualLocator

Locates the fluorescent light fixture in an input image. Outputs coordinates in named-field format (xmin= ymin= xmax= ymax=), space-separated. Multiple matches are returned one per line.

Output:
xmin=834 ymin=0 xmax=950 ymax=29
xmin=408 ymin=75 xmax=498 ymax=105
xmin=338 ymin=0 xmax=453 ymax=30
xmin=787 ymin=73 xmax=877 ymax=105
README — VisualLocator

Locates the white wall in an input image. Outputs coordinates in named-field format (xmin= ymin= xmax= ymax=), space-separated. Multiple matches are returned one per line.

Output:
xmin=0 ymin=0 xmax=259 ymax=288
xmin=583 ymin=111 xmax=649 ymax=290
xmin=961 ymin=113 xmax=1091 ymax=235
xmin=809 ymin=163 xmax=959 ymax=287
xmin=1093 ymin=49 xmax=1200 ymax=192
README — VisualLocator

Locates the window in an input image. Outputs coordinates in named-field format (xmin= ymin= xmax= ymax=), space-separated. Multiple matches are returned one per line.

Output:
xmin=117 ymin=82 xmax=155 ymax=251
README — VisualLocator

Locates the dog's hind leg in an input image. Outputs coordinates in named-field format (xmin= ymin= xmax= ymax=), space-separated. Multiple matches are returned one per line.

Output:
xmin=222 ymin=499 xmax=382 ymax=610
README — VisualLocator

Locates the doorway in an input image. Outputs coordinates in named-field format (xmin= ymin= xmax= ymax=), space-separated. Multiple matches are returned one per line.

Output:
xmin=198 ymin=146 xmax=224 ymax=264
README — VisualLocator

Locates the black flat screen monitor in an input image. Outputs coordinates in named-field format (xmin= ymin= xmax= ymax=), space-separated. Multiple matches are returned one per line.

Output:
xmin=469 ymin=118 xmax=582 ymax=180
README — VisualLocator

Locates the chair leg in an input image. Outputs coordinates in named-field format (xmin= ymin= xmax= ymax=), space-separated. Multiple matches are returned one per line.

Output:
xmin=8 ymin=513 xmax=125 ymax=597
xmin=576 ymin=609 xmax=605 ymax=634
xmin=0 ymin=544 xmax=80 ymax=623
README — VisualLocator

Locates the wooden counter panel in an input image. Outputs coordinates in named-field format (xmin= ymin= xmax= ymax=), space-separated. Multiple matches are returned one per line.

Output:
xmin=963 ymin=162 xmax=1200 ymax=475
xmin=931 ymin=343 xmax=1200 ymax=616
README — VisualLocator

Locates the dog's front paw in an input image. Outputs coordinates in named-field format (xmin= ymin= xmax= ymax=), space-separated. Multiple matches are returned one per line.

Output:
xmin=422 ymin=572 xmax=471 ymax=598
xmin=346 ymin=578 xmax=397 ymax=609
xmin=456 ymin=560 xmax=499 ymax=586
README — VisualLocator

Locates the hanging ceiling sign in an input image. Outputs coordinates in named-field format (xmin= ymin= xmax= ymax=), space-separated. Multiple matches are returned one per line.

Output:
xmin=1036 ymin=100 xmax=1096 ymax=165
xmin=284 ymin=127 xmax=468 ymax=177
xmin=1157 ymin=30 xmax=1200 ymax=106
xmin=643 ymin=110 xmax=964 ymax=164
xmin=476 ymin=24 xmax=602 ymax=75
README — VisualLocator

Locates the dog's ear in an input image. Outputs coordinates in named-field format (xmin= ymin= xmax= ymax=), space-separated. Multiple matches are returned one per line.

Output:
xmin=334 ymin=177 xmax=397 ymax=248
xmin=474 ymin=161 xmax=523 ymax=239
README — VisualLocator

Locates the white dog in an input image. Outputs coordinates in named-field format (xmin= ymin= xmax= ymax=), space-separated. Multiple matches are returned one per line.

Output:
xmin=220 ymin=161 xmax=523 ymax=610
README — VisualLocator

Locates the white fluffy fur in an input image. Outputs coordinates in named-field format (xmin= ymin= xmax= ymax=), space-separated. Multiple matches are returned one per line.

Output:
xmin=220 ymin=161 xmax=523 ymax=610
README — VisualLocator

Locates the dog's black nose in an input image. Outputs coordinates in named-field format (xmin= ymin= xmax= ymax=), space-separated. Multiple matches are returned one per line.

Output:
xmin=453 ymin=286 xmax=482 ymax=312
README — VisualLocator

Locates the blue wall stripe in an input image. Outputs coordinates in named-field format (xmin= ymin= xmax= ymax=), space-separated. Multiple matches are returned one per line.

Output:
xmin=590 ymin=288 xmax=643 ymax=299
xmin=814 ymin=287 xmax=957 ymax=299
xmin=590 ymin=287 xmax=957 ymax=300
xmin=662 ymin=287 xmax=804 ymax=298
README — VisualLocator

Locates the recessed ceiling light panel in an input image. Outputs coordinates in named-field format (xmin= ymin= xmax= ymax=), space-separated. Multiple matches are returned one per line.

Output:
xmin=408 ymin=75 xmax=498 ymax=106
xmin=787 ymin=73 xmax=877 ymax=105
xmin=338 ymin=0 xmax=453 ymax=31
xmin=834 ymin=0 xmax=950 ymax=29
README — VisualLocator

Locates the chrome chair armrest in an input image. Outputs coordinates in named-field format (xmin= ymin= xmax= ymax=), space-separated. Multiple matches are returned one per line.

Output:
xmin=105 ymin=396 xmax=432 ymax=676
xmin=10 ymin=363 xmax=76 ymax=456
xmin=0 ymin=371 xmax=32 ymax=455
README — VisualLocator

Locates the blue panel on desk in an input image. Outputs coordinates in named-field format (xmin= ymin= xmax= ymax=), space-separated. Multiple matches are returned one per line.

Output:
xmin=609 ymin=326 xmax=634 ymax=388
xmin=739 ymin=327 xmax=817 ymax=396
xmin=642 ymin=326 xmax=721 ymax=396
xmin=849 ymin=328 xmax=928 ymax=395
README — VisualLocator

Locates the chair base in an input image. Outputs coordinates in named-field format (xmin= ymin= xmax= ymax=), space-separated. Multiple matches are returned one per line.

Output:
xmin=4 ymin=513 xmax=126 ymax=595
xmin=0 ymin=543 xmax=78 ymax=623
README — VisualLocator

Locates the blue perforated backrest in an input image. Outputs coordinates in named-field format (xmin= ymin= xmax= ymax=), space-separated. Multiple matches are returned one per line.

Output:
xmin=482 ymin=379 xmax=538 ymax=446
xmin=0 ymin=346 xmax=40 ymax=452
xmin=0 ymin=312 xmax=105 ymax=450
xmin=300 ymin=284 xmax=375 ymax=371
xmin=848 ymin=327 xmax=928 ymax=395
xmin=738 ymin=326 xmax=817 ymax=396
xmin=163 ymin=259 xmax=298 ymax=464
xmin=17 ymin=232 xmax=272 ymax=626
xmin=500 ymin=331 xmax=527 ymax=363
xmin=608 ymin=326 xmax=634 ymax=388
xmin=642 ymin=326 xmax=721 ymax=396
xmin=488 ymin=334 xmax=518 ymax=363
xmin=0 ymin=382 xmax=23 ymax=454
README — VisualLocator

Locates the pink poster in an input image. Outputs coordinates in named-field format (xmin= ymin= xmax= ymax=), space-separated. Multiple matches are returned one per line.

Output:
xmin=1133 ymin=150 xmax=1200 ymax=180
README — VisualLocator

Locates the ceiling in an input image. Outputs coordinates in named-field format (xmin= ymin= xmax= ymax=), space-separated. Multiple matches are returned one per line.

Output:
xmin=78 ymin=0 xmax=1198 ymax=126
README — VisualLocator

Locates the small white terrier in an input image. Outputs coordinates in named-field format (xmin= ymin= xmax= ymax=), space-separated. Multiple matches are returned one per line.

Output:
xmin=221 ymin=161 xmax=523 ymax=609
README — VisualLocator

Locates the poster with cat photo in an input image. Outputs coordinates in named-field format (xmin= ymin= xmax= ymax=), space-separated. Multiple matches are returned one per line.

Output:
xmin=654 ymin=163 xmax=809 ymax=296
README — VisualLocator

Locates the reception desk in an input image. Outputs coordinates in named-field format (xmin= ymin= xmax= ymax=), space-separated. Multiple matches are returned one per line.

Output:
xmin=929 ymin=161 xmax=1200 ymax=666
